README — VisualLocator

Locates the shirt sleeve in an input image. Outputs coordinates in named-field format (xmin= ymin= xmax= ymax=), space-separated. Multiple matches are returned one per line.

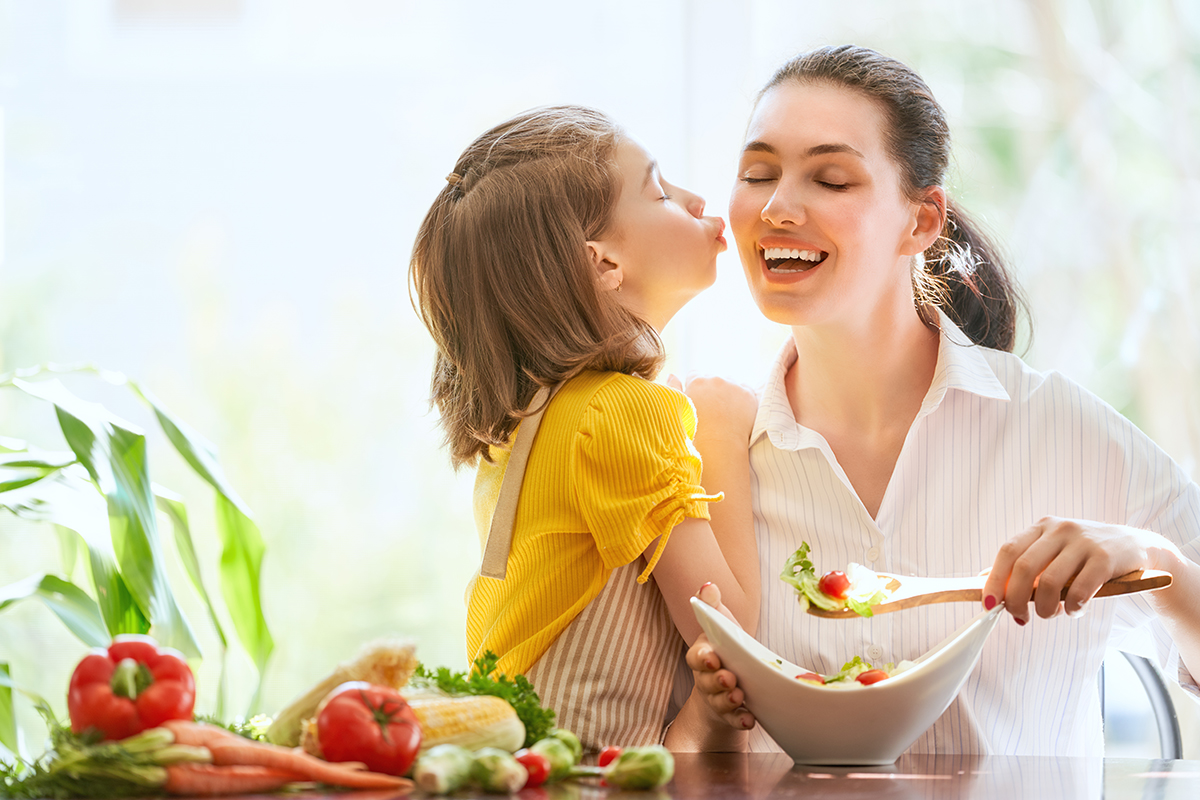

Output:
xmin=1091 ymin=390 xmax=1200 ymax=700
xmin=572 ymin=376 xmax=721 ymax=582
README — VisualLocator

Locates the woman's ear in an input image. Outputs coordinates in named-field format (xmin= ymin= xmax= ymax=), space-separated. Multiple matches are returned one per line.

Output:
xmin=586 ymin=240 xmax=624 ymax=292
xmin=902 ymin=186 xmax=947 ymax=256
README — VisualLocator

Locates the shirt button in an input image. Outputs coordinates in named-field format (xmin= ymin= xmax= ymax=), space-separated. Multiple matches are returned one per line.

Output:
xmin=866 ymin=547 xmax=881 ymax=562
xmin=868 ymin=644 xmax=885 ymax=662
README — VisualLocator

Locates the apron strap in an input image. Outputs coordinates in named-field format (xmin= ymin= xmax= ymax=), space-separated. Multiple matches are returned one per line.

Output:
xmin=480 ymin=384 xmax=560 ymax=580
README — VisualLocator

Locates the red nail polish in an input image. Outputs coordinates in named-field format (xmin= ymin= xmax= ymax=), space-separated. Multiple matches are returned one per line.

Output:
xmin=1015 ymin=617 xmax=1027 ymax=626
xmin=701 ymin=582 xmax=715 ymax=590
xmin=984 ymin=595 xmax=996 ymax=610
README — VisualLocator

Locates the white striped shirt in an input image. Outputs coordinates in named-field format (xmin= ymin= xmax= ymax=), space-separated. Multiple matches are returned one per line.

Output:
xmin=747 ymin=310 xmax=1200 ymax=757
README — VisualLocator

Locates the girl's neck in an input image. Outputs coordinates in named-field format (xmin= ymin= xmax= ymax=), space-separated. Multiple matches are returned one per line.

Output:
xmin=786 ymin=302 xmax=940 ymax=438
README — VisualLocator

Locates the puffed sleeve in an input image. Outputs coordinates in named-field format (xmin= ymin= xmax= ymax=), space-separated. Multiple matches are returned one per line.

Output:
xmin=572 ymin=376 xmax=722 ymax=583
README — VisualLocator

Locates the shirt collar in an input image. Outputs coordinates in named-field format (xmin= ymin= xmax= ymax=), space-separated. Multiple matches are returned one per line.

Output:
xmin=750 ymin=308 xmax=1011 ymax=450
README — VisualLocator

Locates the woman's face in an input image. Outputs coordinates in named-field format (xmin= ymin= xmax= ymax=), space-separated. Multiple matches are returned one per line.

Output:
xmin=729 ymin=81 xmax=924 ymax=329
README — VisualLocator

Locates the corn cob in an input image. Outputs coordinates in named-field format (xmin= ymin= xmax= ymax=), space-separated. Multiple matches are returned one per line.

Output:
xmin=267 ymin=638 xmax=418 ymax=746
xmin=404 ymin=693 xmax=525 ymax=754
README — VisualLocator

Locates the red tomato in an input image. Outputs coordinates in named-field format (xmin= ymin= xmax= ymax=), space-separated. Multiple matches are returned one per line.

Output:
xmin=795 ymin=672 xmax=825 ymax=685
xmin=598 ymin=746 xmax=623 ymax=767
xmin=818 ymin=570 xmax=850 ymax=599
xmin=856 ymin=669 xmax=890 ymax=685
xmin=514 ymin=749 xmax=551 ymax=787
xmin=316 ymin=681 xmax=422 ymax=776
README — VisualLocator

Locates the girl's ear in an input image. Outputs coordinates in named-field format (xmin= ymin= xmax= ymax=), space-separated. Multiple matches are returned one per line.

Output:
xmin=902 ymin=186 xmax=947 ymax=256
xmin=586 ymin=240 xmax=624 ymax=292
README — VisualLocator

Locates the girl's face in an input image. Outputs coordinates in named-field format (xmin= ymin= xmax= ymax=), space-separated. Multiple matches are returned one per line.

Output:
xmin=591 ymin=137 xmax=727 ymax=330
xmin=729 ymin=82 xmax=926 ymax=328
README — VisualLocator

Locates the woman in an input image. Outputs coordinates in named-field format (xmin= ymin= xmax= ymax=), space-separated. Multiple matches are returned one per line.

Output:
xmin=667 ymin=45 xmax=1200 ymax=756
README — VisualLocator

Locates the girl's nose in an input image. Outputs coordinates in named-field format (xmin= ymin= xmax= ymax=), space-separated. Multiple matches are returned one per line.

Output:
xmin=685 ymin=190 xmax=706 ymax=219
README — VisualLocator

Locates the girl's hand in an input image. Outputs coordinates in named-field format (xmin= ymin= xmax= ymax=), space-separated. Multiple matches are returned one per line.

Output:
xmin=671 ymin=375 xmax=758 ymax=447
xmin=981 ymin=516 xmax=1185 ymax=624
xmin=685 ymin=583 xmax=756 ymax=731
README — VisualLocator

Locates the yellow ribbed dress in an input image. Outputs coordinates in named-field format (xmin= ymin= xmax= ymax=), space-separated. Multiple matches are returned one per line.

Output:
xmin=466 ymin=370 xmax=720 ymax=678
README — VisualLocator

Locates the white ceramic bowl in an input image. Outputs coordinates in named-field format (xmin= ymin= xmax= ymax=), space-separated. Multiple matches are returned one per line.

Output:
xmin=691 ymin=597 xmax=1004 ymax=765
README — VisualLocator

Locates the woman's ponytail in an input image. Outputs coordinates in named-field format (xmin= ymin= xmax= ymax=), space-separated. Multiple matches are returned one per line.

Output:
xmin=917 ymin=199 xmax=1025 ymax=352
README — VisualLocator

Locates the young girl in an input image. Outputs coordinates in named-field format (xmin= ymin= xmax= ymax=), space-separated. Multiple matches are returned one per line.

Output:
xmin=409 ymin=106 xmax=759 ymax=751
xmin=673 ymin=45 xmax=1200 ymax=755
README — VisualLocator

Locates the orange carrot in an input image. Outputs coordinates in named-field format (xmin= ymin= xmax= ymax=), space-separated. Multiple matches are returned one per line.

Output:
xmin=207 ymin=742 xmax=412 ymax=790
xmin=162 ymin=719 xmax=412 ymax=792
xmin=163 ymin=763 xmax=302 ymax=795
xmin=162 ymin=720 xmax=244 ymax=749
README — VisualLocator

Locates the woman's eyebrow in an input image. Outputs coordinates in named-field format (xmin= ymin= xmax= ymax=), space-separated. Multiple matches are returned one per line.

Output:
xmin=741 ymin=140 xmax=865 ymax=159
xmin=643 ymin=161 xmax=658 ymax=188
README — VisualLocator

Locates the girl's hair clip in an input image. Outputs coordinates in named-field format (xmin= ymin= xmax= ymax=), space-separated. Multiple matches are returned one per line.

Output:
xmin=446 ymin=172 xmax=463 ymax=187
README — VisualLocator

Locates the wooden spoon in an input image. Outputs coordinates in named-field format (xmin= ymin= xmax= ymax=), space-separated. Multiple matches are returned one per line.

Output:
xmin=804 ymin=569 xmax=1173 ymax=619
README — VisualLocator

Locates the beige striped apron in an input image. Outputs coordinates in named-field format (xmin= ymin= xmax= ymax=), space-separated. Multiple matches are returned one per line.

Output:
xmin=480 ymin=386 xmax=686 ymax=753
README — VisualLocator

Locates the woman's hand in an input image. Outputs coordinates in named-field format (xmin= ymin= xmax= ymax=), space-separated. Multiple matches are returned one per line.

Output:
xmin=684 ymin=583 xmax=756 ymax=731
xmin=981 ymin=516 xmax=1187 ymax=623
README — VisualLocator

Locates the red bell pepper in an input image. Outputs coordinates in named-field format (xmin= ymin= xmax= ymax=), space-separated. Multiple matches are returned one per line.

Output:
xmin=67 ymin=634 xmax=196 ymax=740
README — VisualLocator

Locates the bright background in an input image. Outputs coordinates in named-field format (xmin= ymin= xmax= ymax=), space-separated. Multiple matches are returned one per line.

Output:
xmin=1 ymin=0 xmax=1198 ymax=758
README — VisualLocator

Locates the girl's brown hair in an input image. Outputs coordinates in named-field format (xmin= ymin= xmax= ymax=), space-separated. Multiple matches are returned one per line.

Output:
xmin=410 ymin=105 xmax=664 ymax=468
xmin=763 ymin=45 xmax=1027 ymax=351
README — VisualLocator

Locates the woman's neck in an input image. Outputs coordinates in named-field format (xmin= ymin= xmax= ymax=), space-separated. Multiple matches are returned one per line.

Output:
xmin=787 ymin=304 xmax=940 ymax=439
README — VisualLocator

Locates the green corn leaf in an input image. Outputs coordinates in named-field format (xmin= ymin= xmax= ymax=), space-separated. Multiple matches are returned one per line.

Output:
xmin=132 ymin=386 xmax=273 ymax=702
xmin=215 ymin=494 xmax=273 ymax=712
xmin=0 ymin=574 xmax=110 ymax=647
xmin=0 ymin=663 xmax=16 ymax=759
xmin=155 ymin=486 xmax=229 ymax=718
xmin=10 ymin=378 xmax=200 ymax=658
xmin=1 ymin=462 xmax=149 ymax=638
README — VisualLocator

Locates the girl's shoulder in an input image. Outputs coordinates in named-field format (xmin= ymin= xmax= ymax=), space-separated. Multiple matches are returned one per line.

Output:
xmin=556 ymin=371 xmax=696 ymax=440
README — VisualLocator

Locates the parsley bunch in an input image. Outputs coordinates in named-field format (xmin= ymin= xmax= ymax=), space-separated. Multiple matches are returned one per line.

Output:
xmin=412 ymin=652 xmax=555 ymax=747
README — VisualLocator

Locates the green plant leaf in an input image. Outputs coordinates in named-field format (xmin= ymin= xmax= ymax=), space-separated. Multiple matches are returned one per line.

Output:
xmin=155 ymin=486 xmax=229 ymax=718
xmin=133 ymin=387 xmax=273 ymax=702
xmin=1 ymin=463 xmax=149 ymax=638
xmin=0 ymin=574 xmax=110 ymax=647
xmin=10 ymin=378 xmax=200 ymax=658
xmin=215 ymin=494 xmax=273 ymax=712
xmin=0 ymin=663 xmax=16 ymax=759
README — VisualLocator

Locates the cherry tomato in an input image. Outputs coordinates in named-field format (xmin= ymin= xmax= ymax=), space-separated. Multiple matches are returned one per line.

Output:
xmin=795 ymin=672 xmax=825 ymax=685
xmin=598 ymin=746 xmax=623 ymax=767
xmin=514 ymin=749 xmax=551 ymax=787
xmin=818 ymin=570 xmax=850 ymax=599
xmin=856 ymin=669 xmax=890 ymax=685
xmin=316 ymin=681 xmax=422 ymax=776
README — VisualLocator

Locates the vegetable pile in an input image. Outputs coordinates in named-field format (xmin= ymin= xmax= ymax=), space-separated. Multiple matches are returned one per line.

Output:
xmin=781 ymin=542 xmax=890 ymax=617
xmin=2 ymin=636 xmax=675 ymax=796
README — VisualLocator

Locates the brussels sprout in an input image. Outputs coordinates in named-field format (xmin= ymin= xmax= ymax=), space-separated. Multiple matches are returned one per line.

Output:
xmin=604 ymin=745 xmax=675 ymax=790
xmin=529 ymin=736 xmax=574 ymax=781
xmin=412 ymin=744 xmax=474 ymax=795
xmin=471 ymin=747 xmax=528 ymax=794
xmin=548 ymin=728 xmax=582 ymax=764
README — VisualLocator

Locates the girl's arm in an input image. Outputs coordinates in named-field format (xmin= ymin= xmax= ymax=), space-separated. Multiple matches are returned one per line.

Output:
xmin=646 ymin=376 xmax=760 ymax=644
xmin=662 ymin=584 xmax=754 ymax=752
xmin=981 ymin=517 xmax=1200 ymax=681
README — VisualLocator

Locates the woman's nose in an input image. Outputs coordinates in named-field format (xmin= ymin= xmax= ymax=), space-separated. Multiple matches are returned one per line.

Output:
xmin=761 ymin=187 xmax=803 ymax=227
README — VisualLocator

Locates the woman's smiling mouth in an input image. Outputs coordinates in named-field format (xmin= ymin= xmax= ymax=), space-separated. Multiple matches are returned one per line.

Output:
xmin=762 ymin=246 xmax=828 ymax=273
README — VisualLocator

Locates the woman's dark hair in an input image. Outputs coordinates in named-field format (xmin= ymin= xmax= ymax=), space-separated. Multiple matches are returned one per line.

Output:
xmin=762 ymin=45 xmax=1027 ymax=351
xmin=409 ymin=105 xmax=664 ymax=468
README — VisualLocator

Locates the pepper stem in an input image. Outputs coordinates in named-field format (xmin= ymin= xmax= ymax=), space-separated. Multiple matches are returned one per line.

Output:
xmin=111 ymin=658 xmax=154 ymax=700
